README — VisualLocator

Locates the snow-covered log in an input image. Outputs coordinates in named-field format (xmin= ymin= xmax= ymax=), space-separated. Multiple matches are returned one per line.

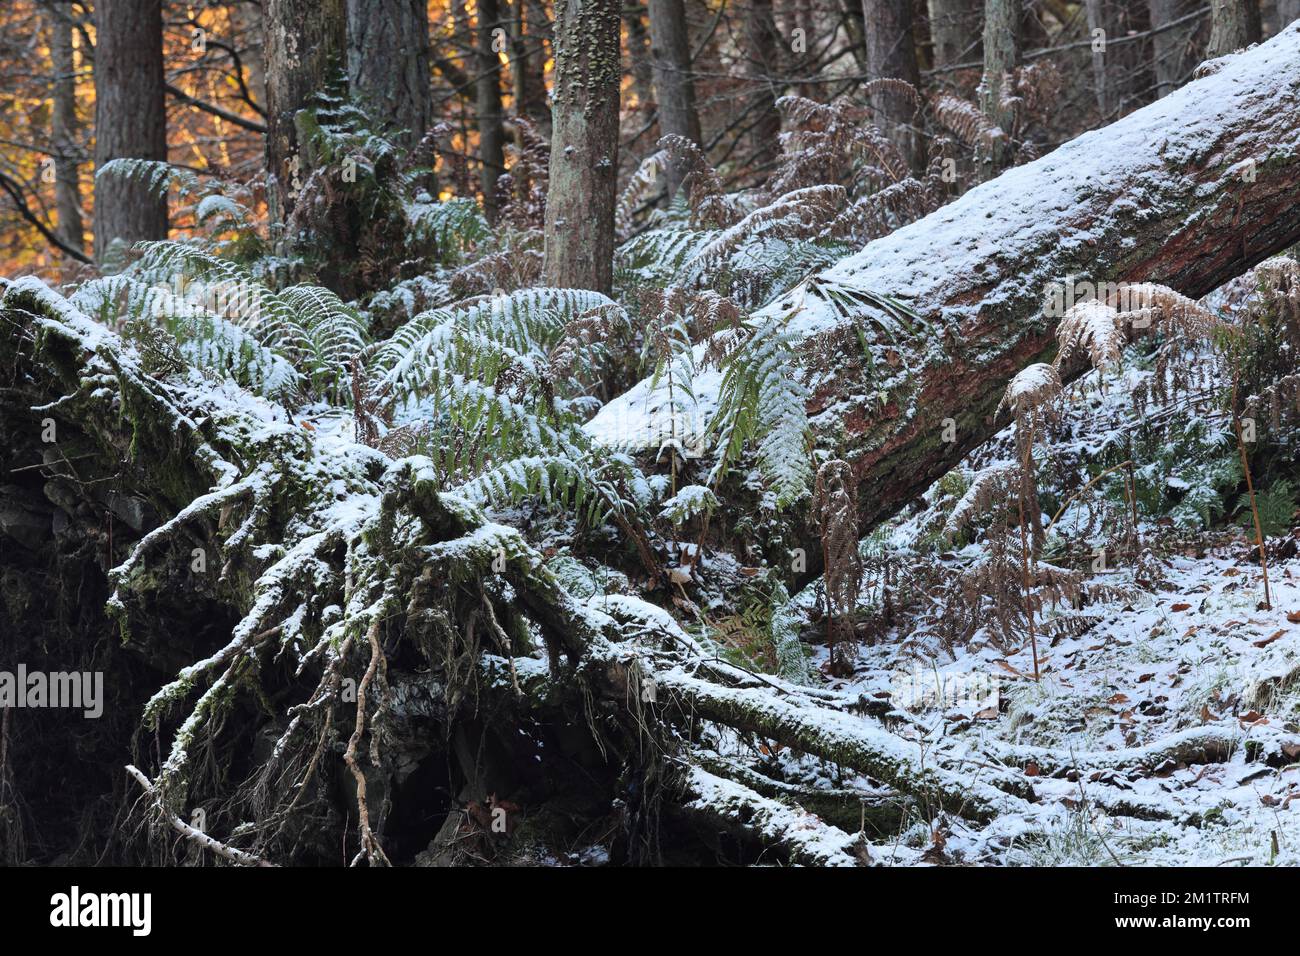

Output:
xmin=590 ymin=25 xmax=1300 ymax=543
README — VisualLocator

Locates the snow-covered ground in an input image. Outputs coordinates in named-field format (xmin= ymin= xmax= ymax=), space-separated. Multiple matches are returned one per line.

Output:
xmin=796 ymin=542 xmax=1298 ymax=865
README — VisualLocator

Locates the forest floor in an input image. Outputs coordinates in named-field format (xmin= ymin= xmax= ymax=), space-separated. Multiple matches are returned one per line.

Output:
xmin=804 ymin=543 xmax=1300 ymax=866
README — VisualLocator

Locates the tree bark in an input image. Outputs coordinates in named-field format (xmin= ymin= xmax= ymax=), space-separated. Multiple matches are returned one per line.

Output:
xmin=745 ymin=0 xmax=784 ymax=169
xmin=509 ymin=0 xmax=552 ymax=139
xmin=264 ymin=0 xmax=346 ymax=223
xmin=977 ymin=0 xmax=1020 ymax=177
xmin=542 ymin=0 xmax=621 ymax=294
xmin=596 ymin=27 xmax=1300 ymax=553
xmin=1147 ymin=0 xmax=1201 ymax=97
xmin=1282 ymin=1 xmax=1300 ymax=29
xmin=862 ymin=0 xmax=924 ymax=172
xmin=1207 ymin=0 xmax=1261 ymax=56
xmin=346 ymin=0 xmax=431 ymax=150
xmin=624 ymin=1 xmax=658 ymax=126
xmin=1084 ymin=0 xmax=1110 ymax=116
xmin=648 ymin=0 xmax=702 ymax=197
xmin=927 ymin=0 xmax=981 ymax=67
xmin=45 ymin=0 xmax=84 ymax=259
xmin=92 ymin=0 xmax=168 ymax=264
xmin=476 ymin=0 xmax=507 ymax=221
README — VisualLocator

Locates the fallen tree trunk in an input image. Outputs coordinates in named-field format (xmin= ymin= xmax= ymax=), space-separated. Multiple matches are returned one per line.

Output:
xmin=591 ymin=25 xmax=1300 ymax=544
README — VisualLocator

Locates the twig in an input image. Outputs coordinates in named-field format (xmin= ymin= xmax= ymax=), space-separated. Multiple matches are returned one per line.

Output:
xmin=344 ymin=619 xmax=392 ymax=867
xmin=125 ymin=765 xmax=274 ymax=866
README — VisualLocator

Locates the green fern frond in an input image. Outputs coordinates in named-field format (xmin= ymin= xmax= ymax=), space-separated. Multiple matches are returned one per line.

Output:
xmin=708 ymin=308 xmax=813 ymax=508
xmin=95 ymin=158 xmax=196 ymax=200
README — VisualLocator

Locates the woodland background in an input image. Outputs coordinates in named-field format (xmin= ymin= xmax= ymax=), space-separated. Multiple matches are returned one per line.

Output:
xmin=2 ymin=1 xmax=1300 ymax=868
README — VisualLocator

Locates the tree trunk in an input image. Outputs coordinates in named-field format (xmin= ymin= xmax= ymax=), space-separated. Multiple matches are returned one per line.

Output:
xmin=509 ymin=0 xmax=552 ymax=139
xmin=46 ymin=0 xmax=84 ymax=260
xmin=927 ymin=0 xmax=981 ymax=67
xmin=542 ymin=0 xmax=621 ymax=294
xmin=978 ymin=0 xmax=1020 ymax=177
xmin=346 ymin=0 xmax=431 ymax=150
xmin=595 ymin=27 xmax=1300 ymax=552
xmin=476 ymin=0 xmax=507 ymax=221
xmin=624 ymin=2 xmax=658 ymax=124
xmin=1282 ymin=1 xmax=1300 ymax=29
xmin=1084 ymin=0 xmax=1110 ymax=116
xmin=841 ymin=0 xmax=869 ymax=71
xmin=745 ymin=0 xmax=784 ymax=169
xmin=648 ymin=0 xmax=702 ymax=197
xmin=92 ymin=0 xmax=167 ymax=264
xmin=1147 ymin=0 xmax=1201 ymax=97
xmin=862 ymin=0 xmax=924 ymax=172
xmin=264 ymin=0 xmax=346 ymax=223
xmin=1207 ymin=0 xmax=1261 ymax=56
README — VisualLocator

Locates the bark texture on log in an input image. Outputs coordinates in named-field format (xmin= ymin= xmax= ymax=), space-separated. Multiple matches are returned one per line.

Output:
xmin=92 ymin=0 xmax=168 ymax=263
xmin=543 ymin=0 xmax=621 ymax=294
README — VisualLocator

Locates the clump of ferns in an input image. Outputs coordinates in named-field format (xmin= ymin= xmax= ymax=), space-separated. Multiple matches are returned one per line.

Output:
xmin=704 ymin=282 xmax=921 ymax=514
xmin=70 ymin=241 xmax=366 ymax=407
xmin=1051 ymin=275 xmax=1295 ymax=603
xmin=94 ymin=158 xmax=268 ymax=268
xmin=769 ymin=90 xmax=953 ymax=245
xmin=635 ymin=287 xmax=746 ymax=488
xmin=498 ymin=116 xmax=551 ymax=231
xmin=369 ymin=290 xmax=661 ymax=567
xmin=1233 ymin=259 xmax=1300 ymax=443
xmin=930 ymin=365 xmax=1063 ymax=671
xmin=286 ymin=102 xmax=430 ymax=295
xmin=442 ymin=127 xmax=552 ymax=300
xmin=930 ymin=60 xmax=1063 ymax=171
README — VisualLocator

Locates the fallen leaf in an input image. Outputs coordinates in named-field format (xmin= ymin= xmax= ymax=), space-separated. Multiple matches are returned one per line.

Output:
xmin=1137 ymin=672 xmax=1155 ymax=683
xmin=1107 ymin=693 xmax=1130 ymax=705
xmin=1254 ymin=630 xmax=1286 ymax=648
xmin=994 ymin=659 xmax=1025 ymax=678
xmin=1171 ymin=602 xmax=1191 ymax=612
xmin=1288 ymin=611 xmax=1300 ymax=624
xmin=1024 ymin=762 xmax=1040 ymax=777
